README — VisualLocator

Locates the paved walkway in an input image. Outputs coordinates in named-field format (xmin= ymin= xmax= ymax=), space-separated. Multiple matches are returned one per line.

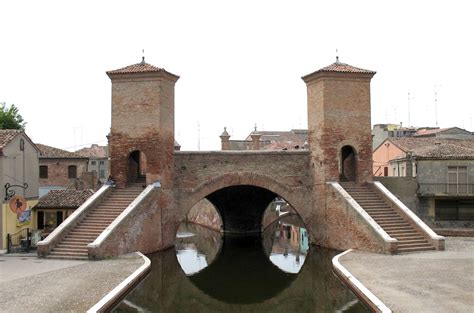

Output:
xmin=0 ymin=253 xmax=144 ymax=313
xmin=340 ymin=237 xmax=474 ymax=313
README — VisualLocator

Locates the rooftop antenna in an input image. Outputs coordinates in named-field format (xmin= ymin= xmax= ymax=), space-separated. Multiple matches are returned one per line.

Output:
xmin=407 ymin=92 xmax=415 ymax=127
xmin=254 ymin=123 xmax=257 ymax=132
xmin=197 ymin=121 xmax=201 ymax=151
xmin=434 ymin=84 xmax=442 ymax=127
xmin=141 ymin=49 xmax=145 ymax=63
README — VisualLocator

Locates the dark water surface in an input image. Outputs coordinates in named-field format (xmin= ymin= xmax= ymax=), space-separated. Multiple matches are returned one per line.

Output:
xmin=114 ymin=217 xmax=368 ymax=312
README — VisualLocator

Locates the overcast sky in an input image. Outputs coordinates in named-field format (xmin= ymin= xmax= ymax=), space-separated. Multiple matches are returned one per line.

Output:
xmin=1 ymin=1 xmax=473 ymax=151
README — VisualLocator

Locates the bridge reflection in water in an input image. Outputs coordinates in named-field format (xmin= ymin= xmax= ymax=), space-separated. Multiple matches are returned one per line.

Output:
xmin=113 ymin=216 xmax=369 ymax=312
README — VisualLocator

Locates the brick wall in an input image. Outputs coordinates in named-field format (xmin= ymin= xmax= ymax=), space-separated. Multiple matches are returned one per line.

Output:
xmin=39 ymin=158 xmax=88 ymax=188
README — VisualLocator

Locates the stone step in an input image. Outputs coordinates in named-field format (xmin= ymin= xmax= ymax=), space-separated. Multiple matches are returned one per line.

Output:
xmin=52 ymin=247 xmax=88 ymax=254
xmin=364 ymin=209 xmax=394 ymax=213
xmin=56 ymin=242 xmax=88 ymax=247
xmin=84 ymin=215 xmax=117 ymax=221
xmin=68 ymin=230 xmax=102 ymax=236
xmin=49 ymin=251 xmax=88 ymax=256
xmin=381 ymin=225 xmax=416 ymax=233
xmin=394 ymin=235 xmax=426 ymax=240
xmin=377 ymin=221 xmax=410 ymax=225
xmin=397 ymin=246 xmax=436 ymax=253
xmin=47 ymin=254 xmax=89 ymax=260
xmin=375 ymin=218 xmax=407 ymax=223
xmin=384 ymin=228 xmax=414 ymax=234
xmin=79 ymin=220 xmax=111 ymax=226
xmin=369 ymin=212 xmax=399 ymax=217
xmin=61 ymin=238 xmax=91 ymax=244
xmin=397 ymin=239 xmax=429 ymax=244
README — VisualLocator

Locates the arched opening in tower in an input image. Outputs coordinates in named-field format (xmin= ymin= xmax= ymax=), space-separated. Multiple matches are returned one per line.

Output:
xmin=340 ymin=145 xmax=356 ymax=182
xmin=127 ymin=150 xmax=147 ymax=184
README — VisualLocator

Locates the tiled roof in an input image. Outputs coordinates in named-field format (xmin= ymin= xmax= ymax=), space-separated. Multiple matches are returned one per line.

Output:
xmin=0 ymin=129 xmax=22 ymax=149
xmin=412 ymin=143 xmax=474 ymax=159
xmin=245 ymin=129 xmax=308 ymax=145
xmin=37 ymin=144 xmax=88 ymax=159
xmin=414 ymin=127 xmax=472 ymax=137
xmin=76 ymin=144 xmax=108 ymax=158
xmin=387 ymin=137 xmax=474 ymax=159
xmin=33 ymin=189 xmax=94 ymax=209
xmin=317 ymin=60 xmax=375 ymax=74
xmin=107 ymin=60 xmax=165 ymax=75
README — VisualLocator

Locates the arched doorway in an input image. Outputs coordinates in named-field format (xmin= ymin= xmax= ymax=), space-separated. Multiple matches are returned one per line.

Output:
xmin=127 ymin=150 xmax=147 ymax=184
xmin=340 ymin=145 xmax=356 ymax=182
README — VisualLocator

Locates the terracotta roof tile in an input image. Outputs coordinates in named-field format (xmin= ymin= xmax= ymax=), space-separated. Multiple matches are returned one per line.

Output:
xmin=107 ymin=60 xmax=165 ymax=75
xmin=37 ymin=144 xmax=88 ymax=159
xmin=388 ymin=137 xmax=474 ymax=159
xmin=76 ymin=144 xmax=108 ymax=158
xmin=317 ymin=60 xmax=375 ymax=74
xmin=0 ymin=129 xmax=22 ymax=149
xmin=33 ymin=189 xmax=94 ymax=209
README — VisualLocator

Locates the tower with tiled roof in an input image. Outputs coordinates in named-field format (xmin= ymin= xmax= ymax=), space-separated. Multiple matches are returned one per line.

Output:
xmin=107 ymin=57 xmax=179 ymax=187
xmin=302 ymin=57 xmax=376 ymax=185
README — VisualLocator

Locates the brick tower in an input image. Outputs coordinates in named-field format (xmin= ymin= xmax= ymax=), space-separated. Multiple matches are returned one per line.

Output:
xmin=107 ymin=58 xmax=179 ymax=188
xmin=302 ymin=58 xmax=376 ymax=184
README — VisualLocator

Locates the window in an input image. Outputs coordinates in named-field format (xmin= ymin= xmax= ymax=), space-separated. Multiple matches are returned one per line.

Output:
xmin=99 ymin=169 xmax=106 ymax=179
xmin=91 ymin=161 xmax=96 ymax=166
xmin=39 ymin=165 xmax=48 ymax=179
xmin=436 ymin=200 xmax=474 ymax=220
xmin=68 ymin=165 xmax=77 ymax=179
xmin=448 ymin=166 xmax=468 ymax=194
xmin=99 ymin=160 xmax=104 ymax=165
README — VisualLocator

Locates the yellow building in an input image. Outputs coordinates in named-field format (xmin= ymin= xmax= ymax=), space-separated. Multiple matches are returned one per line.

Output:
xmin=0 ymin=129 xmax=40 ymax=251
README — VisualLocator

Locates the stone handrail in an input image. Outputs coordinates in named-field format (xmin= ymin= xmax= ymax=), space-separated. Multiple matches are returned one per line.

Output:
xmin=373 ymin=181 xmax=445 ymax=250
xmin=37 ymin=185 xmax=112 ymax=256
xmin=332 ymin=249 xmax=392 ymax=313
xmin=87 ymin=184 xmax=157 ymax=257
xmin=329 ymin=182 xmax=398 ymax=253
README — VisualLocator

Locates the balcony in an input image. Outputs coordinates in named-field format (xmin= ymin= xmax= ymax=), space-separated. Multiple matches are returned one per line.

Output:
xmin=418 ymin=183 xmax=474 ymax=196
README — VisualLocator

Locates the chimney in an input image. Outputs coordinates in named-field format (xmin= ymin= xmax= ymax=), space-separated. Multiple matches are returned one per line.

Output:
xmin=220 ymin=127 xmax=230 ymax=150
xmin=250 ymin=133 xmax=261 ymax=150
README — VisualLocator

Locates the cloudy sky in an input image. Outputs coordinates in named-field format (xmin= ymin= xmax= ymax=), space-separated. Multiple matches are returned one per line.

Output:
xmin=1 ymin=1 xmax=473 ymax=151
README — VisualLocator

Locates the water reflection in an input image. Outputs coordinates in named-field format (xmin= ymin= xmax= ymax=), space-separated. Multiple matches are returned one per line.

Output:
xmin=114 ymin=216 xmax=369 ymax=312
xmin=175 ymin=223 xmax=222 ymax=275
xmin=264 ymin=215 xmax=310 ymax=274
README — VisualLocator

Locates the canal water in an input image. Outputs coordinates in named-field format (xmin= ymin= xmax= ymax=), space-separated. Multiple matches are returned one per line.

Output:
xmin=114 ymin=216 xmax=368 ymax=312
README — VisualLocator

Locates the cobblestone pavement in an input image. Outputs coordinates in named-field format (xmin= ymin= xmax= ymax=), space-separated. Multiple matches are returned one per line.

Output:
xmin=340 ymin=237 xmax=474 ymax=313
xmin=0 ymin=253 xmax=144 ymax=313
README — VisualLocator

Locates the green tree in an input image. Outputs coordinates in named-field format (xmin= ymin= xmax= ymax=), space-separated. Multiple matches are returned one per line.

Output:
xmin=0 ymin=103 xmax=26 ymax=130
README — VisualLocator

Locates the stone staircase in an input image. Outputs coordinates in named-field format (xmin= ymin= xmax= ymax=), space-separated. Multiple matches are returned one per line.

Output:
xmin=47 ymin=184 xmax=144 ymax=259
xmin=340 ymin=182 xmax=436 ymax=253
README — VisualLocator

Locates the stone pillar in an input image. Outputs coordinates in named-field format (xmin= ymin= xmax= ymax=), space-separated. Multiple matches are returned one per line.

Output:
xmin=250 ymin=133 xmax=261 ymax=150
xmin=220 ymin=127 xmax=230 ymax=150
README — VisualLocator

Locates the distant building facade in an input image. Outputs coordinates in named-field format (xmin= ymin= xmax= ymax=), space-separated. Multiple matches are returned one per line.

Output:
xmin=373 ymin=137 xmax=474 ymax=227
xmin=220 ymin=127 xmax=308 ymax=151
xmin=372 ymin=124 xmax=473 ymax=150
xmin=0 ymin=130 xmax=40 ymax=250
xmin=76 ymin=144 xmax=109 ymax=184
xmin=37 ymin=144 xmax=94 ymax=196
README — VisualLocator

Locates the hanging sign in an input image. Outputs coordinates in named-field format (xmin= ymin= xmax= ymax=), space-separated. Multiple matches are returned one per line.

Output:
xmin=9 ymin=195 xmax=27 ymax=215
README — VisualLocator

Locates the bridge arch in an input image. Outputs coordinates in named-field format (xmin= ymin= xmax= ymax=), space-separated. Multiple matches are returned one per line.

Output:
xmin=179 ymin=172 xmax=308 ymax=233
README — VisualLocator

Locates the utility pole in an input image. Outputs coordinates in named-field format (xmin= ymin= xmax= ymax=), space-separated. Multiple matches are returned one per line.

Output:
xmin=434 ymin=85 xmax=442 ymax=127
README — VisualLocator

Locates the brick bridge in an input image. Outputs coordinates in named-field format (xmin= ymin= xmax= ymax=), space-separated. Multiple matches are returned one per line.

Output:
xmin=38 ymin=58 xmax=444 ymax=259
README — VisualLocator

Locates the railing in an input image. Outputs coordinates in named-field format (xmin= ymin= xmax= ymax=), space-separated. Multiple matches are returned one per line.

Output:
xmin=418 ymin=183 xmax=474 ymax=195
xmin=7 ymin=228 xmax=31 ymax=253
